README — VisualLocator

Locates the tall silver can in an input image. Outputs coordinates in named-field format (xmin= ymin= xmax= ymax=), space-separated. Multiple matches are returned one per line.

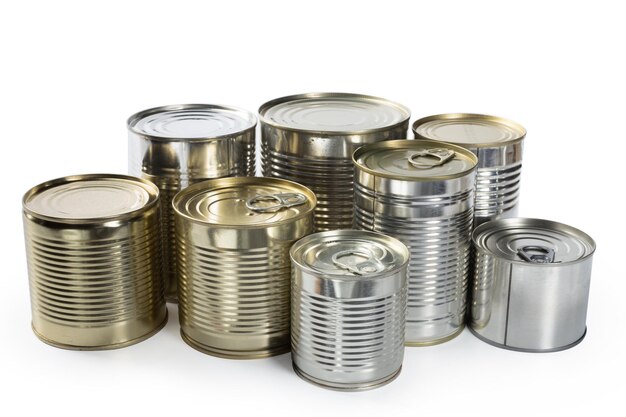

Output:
xmin=260 ymin=93 xmax=410 ymax=231
xmin=470 ymin=218 xmax=596 ymax=352
xmin=412 ymin=113 xmax=526 ymax=226
xmin=128 ymin=104 xmax=257 ymax=302
xmin=173 ymin=177 xmax=316 ymax=358
xmin=290 ymin=230 xmax=409 ymax=391
xmin=353 ymin=140 xmax=478 ymax=345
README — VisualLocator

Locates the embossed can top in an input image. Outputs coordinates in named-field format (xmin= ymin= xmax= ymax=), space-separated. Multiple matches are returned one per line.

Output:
xmin=172 ymin=177 xmax=316 ymax=227
xmin=128 ymin=104 xmax=257 ymax=141
xmin=259 ymin=93 xmax=410 ymax=134
xmin=23 ymin=174 xmax=159 ymax=223
xmin=473 ymin=218 xmax=596 ymax=265
xmin=290 ymin=230 xmax=409 ymax=278
xmin=353 ymin=139 xmax=477 ymax=180
xmin=412 ymin=113 xmax=526 ymax=148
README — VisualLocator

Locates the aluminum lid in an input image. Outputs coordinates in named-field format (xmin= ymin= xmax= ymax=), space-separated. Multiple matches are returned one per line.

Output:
xmin=128 ymin=104 xmax=257 ymax=141
xmin=259 ymin=93 xmax=410 ymax=134
xmin=290 ymin=230 xmax=409 ymax=278
xmin=353 ymin=139 xmax=477 ymax=181
xmin=412 ymin=113 xmax=526 ymax=148
xmin=473 ymin=218 xmax=596 ymax=265
xmin=173 ymin=177 xmax=316 ymax=227
xmin=23 ymin=174 xmax=159 ymax=223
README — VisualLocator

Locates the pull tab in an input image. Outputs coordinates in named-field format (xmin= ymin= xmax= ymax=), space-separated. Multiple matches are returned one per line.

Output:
xmin=332 ymin=248 xmax=387 ymax=275
xmin=517 ymin=246 xmax=556 ymax=264
xmin=409 ymin=148 xmax=456 ymax=169
xmin=246 ymin=193 xmax=307 ymax=213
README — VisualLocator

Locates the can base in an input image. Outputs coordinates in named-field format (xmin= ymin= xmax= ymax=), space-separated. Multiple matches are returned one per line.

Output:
xmin=405 ymin=325 xmax=465 ymax=347
xmin=31 ymin=310 xmax=168 ymax=351
xmin=180 ymin=330 xmax=290 ymax=359
xmin=292 ymin=363 xmax=401 ymax=391
xmin=468 ymin=326 xmax=587 ymax=353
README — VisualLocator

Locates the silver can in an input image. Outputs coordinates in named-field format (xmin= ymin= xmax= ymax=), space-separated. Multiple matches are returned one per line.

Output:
xmin=353 ymin=140 xmax=478 ymax=345
xmin=290 ymin=230 xmax=409 ymax=391
xmin=128 ymin=104 xmax=257 ymax=302
xmin=260 ymin=92 xmax=410 ymax=231
xmin=412 ymin=113 xmax=526 ymax=226
xmin=470 ymin=218 xmax=596 ymax=352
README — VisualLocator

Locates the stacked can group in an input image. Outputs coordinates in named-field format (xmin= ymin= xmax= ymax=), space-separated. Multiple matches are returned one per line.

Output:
xmin=128 ymin=104 xmax=257 ymax=301
xmin=173 ymin=177 xmax=316 ymax=358
xmin=260 ymin=93 xmax=410 ymax=231
xmin=353 ymin=140 xmax=478 ymax=345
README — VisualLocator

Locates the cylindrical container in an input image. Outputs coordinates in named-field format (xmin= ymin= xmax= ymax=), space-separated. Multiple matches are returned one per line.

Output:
xmin=128 ymin=104 xmax=257 ymax=302
xmin=412 ymin=114 xmax=526 ymax=226
xmin=470 ymin=218 xmax=596 ymax=352
xmin=23 ymin=174 xmax=167 ymax=350
xmin=353 ymin=140 xmax=478 ymax=345
xmin=173 ymin=177 xmax=315 ymax=358
xmin=290 ymin=230 xmax=409 ymax=391
xmin=260 ymin=93 xmax=410 ymax=231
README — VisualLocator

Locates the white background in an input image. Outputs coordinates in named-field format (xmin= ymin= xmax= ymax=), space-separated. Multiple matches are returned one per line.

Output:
xmin=1 ymin=1 xmax=623 ymax=416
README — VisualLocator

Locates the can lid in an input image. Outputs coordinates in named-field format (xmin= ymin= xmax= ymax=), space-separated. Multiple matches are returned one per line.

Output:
xmin=473 ymin=218 xmax=596 ymax=265
xmin=412 ymin=113 xmax=526 ymax=148
xmin=259 ymin=92 xmax=410 ymax=134
xmin=173 ymin=177 xmax=316 ymax=227
xmin=23 ymin=174 xmax=159 ymax=223
xmin=353 ymin=139 xmax=477 ymax=181
xmin=290 ymin=230 xmax=409 ymax=278
xmin=128 ymin=104 xmax=257 ymax=141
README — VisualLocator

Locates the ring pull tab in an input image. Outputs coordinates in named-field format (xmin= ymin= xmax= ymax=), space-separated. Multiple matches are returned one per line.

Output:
xmin=408 ymin=148 xmax=456 ymax=169
xmin=246 ymin=193 xmax=307 ymax=213
xmin=517 ymin=246 xmax=556 ymax=264
xmin=332 ymin=248 xmax=387 ymax=275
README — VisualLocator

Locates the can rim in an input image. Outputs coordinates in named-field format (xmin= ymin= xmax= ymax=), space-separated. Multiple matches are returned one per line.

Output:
xmin=127 ymin=103 xmax=257 ymax=142
xmin=352 ymin=139 xmax=478 ymax=181
xmin=172 ymin=177 xmax=317 ymax=228
xmin=290 ymin=230 xmax=410 ymax=280
xmin=472 ymin=217 xmax=597 ymax=267
xmin=412 ymin=113 xmax=526 ymax=148
xmin=22 ymin=174 xmax=160 ymax=224
xmin=258 ymin=92 xmax=411 ymax=135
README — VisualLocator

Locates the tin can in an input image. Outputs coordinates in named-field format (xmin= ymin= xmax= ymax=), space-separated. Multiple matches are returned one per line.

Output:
xmin=353 ymin=140 xmax=478 ymax=345
xmin=22 ymin=174 xmax=167 ymax=350
xmin=290 ymin=230 xmax=409 ymax=391
xmin=412 ymin=113 xmax=526 ymax=226
xmin=128 ymin=104 xmax=257 ymax=302
xmin=260 ymin=93 xmax=410 ymax=231
xmin=173 ymin=177 xmax=315 ymax=358
xmin=470 ymin=218 xmax=596 ymax=352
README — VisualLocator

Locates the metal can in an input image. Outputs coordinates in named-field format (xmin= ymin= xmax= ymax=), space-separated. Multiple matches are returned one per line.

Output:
xmin=470 ymin=218 xmax=596 ymax=352
xmin=412 ymin=113 xmax=526 ymax=226
xmin=173 ymin=177 xmax=315 ymax=358
xmin=22 ymin=174 xmax=167 ymax=350
xmin=128 ymin=104 xmax=257 ymax=302
xmin=353 ymin=140 xmax=478 ymax=345
xmin=260 ymin=92 xmax=410 ymax=231
xmin=290 ymin=230 xmax=409 ymax=391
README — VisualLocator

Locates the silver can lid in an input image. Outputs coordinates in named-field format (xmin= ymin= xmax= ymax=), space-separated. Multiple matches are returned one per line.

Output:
xmin=23 ymin=174 xmax=159 ymax=223
xmin=353 ymin=139 xmax=477 ymax=181
xmin=259 ymin=92 xmax=410 ymax=134
xmin=128 ymin=104 xmax=257 ymax=141
xmin=290 ymin=230 xmax=409 ymax=278
xmin=473 ymin=218 xmax=596 ymax=265
xmin=412 ymin=113 xmax=526 ymax=148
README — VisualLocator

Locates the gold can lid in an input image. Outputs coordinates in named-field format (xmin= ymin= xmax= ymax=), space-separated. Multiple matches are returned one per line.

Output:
xmin=23 ymin=174 xmax=159 ymax=223
xmin=353 ymin=139 xmax=477 ymax=181
xmin=412 ymin=113 xmax=526 ymax=148
xmin=173 ymin=177 xmax=316 ymax=227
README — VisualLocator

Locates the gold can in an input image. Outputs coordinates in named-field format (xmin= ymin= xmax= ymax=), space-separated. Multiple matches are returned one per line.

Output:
xmin=173 ymin=177 xmax=316 ymax=358
xmin=22 ymin=174 xmax=167 ymax=350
